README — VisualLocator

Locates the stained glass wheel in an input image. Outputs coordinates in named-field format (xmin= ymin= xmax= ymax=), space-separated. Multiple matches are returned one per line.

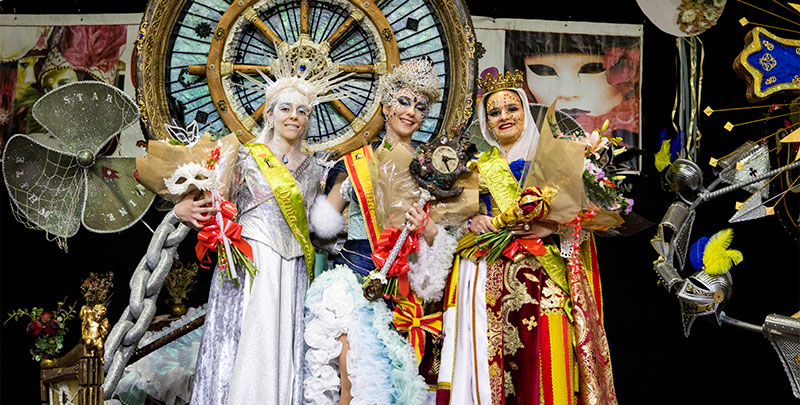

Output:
xmin=135 ymin=0 xmax=476 ymax=157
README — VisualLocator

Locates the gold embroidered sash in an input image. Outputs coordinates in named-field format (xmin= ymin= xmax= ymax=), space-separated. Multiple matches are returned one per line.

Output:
xmin=245 ymin=143 xmax=315 ymax=281
xmin=476 ymin=147 xmax=520 ymax=213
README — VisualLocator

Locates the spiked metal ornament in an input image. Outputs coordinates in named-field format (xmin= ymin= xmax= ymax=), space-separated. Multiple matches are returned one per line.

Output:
xmin=2 ymin=81 xmax=154 ymax=243
xmin=718 ymin=142 xmax=770 ymax=199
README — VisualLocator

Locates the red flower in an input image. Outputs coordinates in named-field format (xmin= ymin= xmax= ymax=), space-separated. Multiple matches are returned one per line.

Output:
xmin=602 ymin=179 xmax=617 ymax=189
xmin=44 ymin=320 xmax=60 ymax=336
xmin=133 ymin=169 xmax=141 ymax=183
xmin=39 ymin=312 xmax=53 ymax=323
xmin=207 ymin=147 xmax=221 ymax=169
xmin=26 ymin=320 xmax=43 ymax=336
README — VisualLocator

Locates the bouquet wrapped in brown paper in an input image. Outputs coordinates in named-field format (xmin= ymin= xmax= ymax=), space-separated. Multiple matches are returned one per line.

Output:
xmin=135 ymin=133 xmax=240 ymax=203
xmin=372 ymin=142 xmax=478 ymax=229
xmin=136 ymin=132 xmax=255 ymax=285
xmin=524 ymin=102 xmax=626 ymax=230
xmin=523 ymin=102 xmax=588 ymax=225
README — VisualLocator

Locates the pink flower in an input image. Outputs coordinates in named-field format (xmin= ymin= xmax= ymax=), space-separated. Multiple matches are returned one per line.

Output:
xmin=625 ymin=198 xmax=635 ymax=214
xmin=581 ymin=130 xmax=610 ymax=159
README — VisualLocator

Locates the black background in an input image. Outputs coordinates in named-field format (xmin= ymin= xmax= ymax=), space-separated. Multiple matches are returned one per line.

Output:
xmin=1 ymin=0 xmax=799 ymax=404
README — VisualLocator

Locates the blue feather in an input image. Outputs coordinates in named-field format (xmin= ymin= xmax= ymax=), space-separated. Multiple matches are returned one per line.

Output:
xmin=670 ymin=131 xmax=684 ymax=162
xmin=690 ymin=236 xmax=709 ymax=270
xmin=509 ymin=159 xmax=526 ymax=182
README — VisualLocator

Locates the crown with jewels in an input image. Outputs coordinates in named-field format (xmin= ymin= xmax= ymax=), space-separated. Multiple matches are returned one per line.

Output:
xmin=477 ymin=70 xmax=524 ymax=95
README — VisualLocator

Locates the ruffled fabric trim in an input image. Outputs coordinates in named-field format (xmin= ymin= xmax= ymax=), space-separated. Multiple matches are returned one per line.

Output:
xmin=309 ymin=195 xmax=345 ymax=239
xmin=304 ymin=266 xmax=428 ymax=405
xmin=407 ymin=225 xmax=459 ymax=302
xmin=357 ymin=289 xmax=429 ymax=405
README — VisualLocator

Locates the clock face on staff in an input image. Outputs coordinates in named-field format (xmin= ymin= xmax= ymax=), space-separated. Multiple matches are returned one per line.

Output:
xmin=135 ymin=0 xmax=476 ymax=157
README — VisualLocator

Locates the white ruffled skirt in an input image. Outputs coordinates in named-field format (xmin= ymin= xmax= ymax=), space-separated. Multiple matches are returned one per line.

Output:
xmin=303 ymin=265 xmax=428 ymax=405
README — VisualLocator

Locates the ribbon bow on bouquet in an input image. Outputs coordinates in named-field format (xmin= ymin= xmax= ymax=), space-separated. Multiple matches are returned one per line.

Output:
xmin=369 ymin=200 xmax=430 ymax=301
xmin=392 ymin=293 xmax=442 ymax=363
xmin=476 ymin=186 xmax=555 ymax=263
xmin=363 ymin=190 xmax=432 ymax=301
xmin=371 ymin=226 xmax=421 ymax=301
xmin=195 ymin=194 xmax=257 ymax=284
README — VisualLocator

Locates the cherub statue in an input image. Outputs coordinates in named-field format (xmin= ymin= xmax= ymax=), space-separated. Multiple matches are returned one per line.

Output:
xmin=80 ymin=304 xmax=110 ymax=359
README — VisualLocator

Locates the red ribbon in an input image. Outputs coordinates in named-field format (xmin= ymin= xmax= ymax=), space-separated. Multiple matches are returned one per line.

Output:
xmin=371 ymin=227 xmax=420 ymax=298
xmin=502 ymin=237 xmax=546 ymax=260
xmin=195 ymin=199 xmax=253 ymax=269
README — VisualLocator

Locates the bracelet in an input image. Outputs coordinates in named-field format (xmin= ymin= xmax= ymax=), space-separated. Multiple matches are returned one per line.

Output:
xmin=467 ymin=215 xmax=474 ymax=233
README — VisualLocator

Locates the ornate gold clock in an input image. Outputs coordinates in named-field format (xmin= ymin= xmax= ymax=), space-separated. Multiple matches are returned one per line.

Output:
xmin=431 ymin=144 xmax=458 ymax=174
xmin=135 ymin=0 xmax=476 ymax=157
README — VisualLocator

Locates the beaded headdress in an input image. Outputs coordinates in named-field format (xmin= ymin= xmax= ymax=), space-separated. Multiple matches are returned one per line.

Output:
xmin=250 ymin=44 xmax=352 ymax=109
xmin=376 ymin=58 xmax=442 ymax=105
xmin=239 ymin=43 xmax=352 ymax=146
xmin=477 ymin=70 xmax=524 ymax=96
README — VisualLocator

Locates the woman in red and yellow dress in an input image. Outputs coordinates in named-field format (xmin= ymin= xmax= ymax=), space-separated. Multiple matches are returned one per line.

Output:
xmin=436 ymin=71 xmax=616 ymax=405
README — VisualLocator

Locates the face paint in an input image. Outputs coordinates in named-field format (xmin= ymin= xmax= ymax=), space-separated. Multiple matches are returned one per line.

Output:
xmin=485 ymin=90 xmax=525 ymax=147
xmin=267 ymin=88 xmax=312 ymax=143
xmin=382 ymin=88 xmax=428 ymax=139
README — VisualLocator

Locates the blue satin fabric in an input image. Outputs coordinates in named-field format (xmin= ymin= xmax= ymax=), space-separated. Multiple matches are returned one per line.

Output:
xmin=333 ymin=239 xmax=374 ymax=277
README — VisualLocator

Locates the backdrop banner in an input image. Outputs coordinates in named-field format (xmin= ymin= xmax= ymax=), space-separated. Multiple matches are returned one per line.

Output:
xmin=474 ymin=17 xmax=643 ymax=173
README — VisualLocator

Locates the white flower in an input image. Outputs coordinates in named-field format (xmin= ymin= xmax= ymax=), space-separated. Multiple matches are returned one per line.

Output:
xmin=681 ymin=9 xmax=697 ymax=23
xmin=713 ymin=0 xmax=726 ymax=7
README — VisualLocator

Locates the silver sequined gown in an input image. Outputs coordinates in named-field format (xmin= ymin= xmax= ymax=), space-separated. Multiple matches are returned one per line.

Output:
xmin=190 ymin=146 xmax=324 ymax=405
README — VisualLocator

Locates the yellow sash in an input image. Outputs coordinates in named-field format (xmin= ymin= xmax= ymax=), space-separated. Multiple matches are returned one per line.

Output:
xmin=476 ymin=147 xmax=520 ymax=213
xmin=245 ymin=143 xmax=315 ymax=281
xmin=343 ymin=145 xmax=382 ymax=250
xmin=451 ymin=149 xmax=521 ymax=261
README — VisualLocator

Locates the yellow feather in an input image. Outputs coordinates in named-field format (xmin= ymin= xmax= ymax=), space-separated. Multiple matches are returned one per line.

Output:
xmin=655 ymin=139 xmax=672 ymax=172
xmin=703 ymin=228 xmax=744 ymax=275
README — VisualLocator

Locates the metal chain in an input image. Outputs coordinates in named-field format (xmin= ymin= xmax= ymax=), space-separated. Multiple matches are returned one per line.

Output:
xmin=102 ymin=211 xmax=190 ymax=399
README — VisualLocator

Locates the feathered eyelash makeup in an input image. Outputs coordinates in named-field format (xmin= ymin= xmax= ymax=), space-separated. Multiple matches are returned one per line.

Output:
xmin=275 ymin=102 xmax=311 ymax=117
xmin=391 ymin=94 xmax=430 ymax=117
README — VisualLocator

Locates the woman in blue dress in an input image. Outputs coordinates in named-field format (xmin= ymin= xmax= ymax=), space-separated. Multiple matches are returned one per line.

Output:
xmin=303 ymin=59 xmax=460 ymax=405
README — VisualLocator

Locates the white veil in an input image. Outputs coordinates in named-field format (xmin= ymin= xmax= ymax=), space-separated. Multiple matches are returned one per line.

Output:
xmin=478 ymin=87 xmax=540 ymax=163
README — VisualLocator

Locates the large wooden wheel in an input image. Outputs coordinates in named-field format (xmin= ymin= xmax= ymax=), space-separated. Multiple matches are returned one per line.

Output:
xmin=135 ymin=0 xmax=476 ymax=157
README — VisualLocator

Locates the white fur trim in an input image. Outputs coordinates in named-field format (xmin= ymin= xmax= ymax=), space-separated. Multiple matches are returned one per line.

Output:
xmin=310 ymin=195 xmax=345 ymax=239
xmin=407 ymin=225 xmax=459 ymax=302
